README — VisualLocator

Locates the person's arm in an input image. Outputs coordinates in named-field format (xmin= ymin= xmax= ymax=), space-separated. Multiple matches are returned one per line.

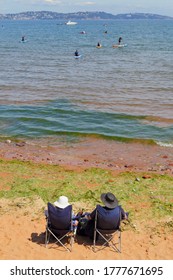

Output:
xmin=87 ymin=208 xmax=96 ymax=220
xmin=83 ymin=208 xmax=96 ymax=220
xmin=44 ymin=209 xmax=48 ymax=218
xmin=120 ymin=206 xmax=128 ymax=220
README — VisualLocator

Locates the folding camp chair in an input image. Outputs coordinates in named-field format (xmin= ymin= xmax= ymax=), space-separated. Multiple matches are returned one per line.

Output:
xmin=93 ymin=205 xmax=121 ymax=253
xmin=45 ymin=202 xmax=76 ymax=252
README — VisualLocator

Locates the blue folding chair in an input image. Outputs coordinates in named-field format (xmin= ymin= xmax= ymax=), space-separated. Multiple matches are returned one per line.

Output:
xmin=93 ymin=205 xmax=122 ymax=253
xmin=45 ymin=202 xmax=75 ymax=252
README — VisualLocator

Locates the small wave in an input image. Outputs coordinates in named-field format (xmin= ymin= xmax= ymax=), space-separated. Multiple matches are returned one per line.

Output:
xmin=156 ymin=141 xmax=173 ymax=148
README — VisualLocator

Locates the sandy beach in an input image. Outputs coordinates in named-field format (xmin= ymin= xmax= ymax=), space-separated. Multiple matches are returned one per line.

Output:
xmin=0 ymin=138 xmax=173 ymax=260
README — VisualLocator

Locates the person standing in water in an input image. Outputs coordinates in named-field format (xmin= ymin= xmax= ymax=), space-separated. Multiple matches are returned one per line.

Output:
xmin=118 ymin=37 xmax=122 ymax=45
xmin=75 ymin=49 xmax=79 ymax=56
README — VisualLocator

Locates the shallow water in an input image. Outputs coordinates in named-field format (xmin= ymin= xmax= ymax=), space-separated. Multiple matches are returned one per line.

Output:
xmin=0 ymin=19 xmax=173 ymax=145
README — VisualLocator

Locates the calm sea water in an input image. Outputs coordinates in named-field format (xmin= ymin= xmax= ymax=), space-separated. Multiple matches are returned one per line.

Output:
xmin=0 ymin=19 xmax=173 ymax=146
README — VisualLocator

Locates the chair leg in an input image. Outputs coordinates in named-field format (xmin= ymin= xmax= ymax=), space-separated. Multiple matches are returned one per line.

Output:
xmin=46 ymin=230 xmax=77 ymax=252
xmin=70 ymin=235 xmax=74 ymax=252
xmin=118 ymin=231 xmax=121 ymax=253
xmin=93 ymin=228 xmax=97 ymax=253
xmin=110 ymin=231 xmax=121 ymax=253
xmin=53 ymin=231 xmax=71 ymax=252
xmin=93 ymin=230 xmax=121 ymax=253
xmin=45 ymin=227 xmax=49 ymax=247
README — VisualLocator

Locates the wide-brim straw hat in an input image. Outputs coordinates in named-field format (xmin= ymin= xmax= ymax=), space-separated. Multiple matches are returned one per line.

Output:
xmin=54 ymin=196 xmax=70 ymax=209
xmin=100 ymin=192 xmax=118 ymax=209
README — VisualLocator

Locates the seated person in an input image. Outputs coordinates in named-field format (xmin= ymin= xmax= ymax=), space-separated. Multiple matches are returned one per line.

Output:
xmin=77 ymin=192 xmax=128 ymax=239
xmin=45 ymin=195 xmax=78 ymax=230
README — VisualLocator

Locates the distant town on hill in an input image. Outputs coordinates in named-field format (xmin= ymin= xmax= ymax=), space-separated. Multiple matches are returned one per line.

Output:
xmin=0 ymin=11 xmax=173 ymax=20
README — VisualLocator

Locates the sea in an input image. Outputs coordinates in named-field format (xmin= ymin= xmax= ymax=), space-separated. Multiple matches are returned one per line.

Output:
xmin=0 ymin=19 xmax=173 ymax=147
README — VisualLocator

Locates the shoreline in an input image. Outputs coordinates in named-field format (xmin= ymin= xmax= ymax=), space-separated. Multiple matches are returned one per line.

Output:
xmin=0 ymin=137 xmax=173 ymax=175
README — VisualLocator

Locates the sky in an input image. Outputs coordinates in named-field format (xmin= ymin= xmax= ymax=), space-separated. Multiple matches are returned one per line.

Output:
xmin=0 ymin=0 xmax=173 ymax=17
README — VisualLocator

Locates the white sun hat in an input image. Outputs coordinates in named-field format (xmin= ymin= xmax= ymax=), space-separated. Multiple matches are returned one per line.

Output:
xmin=54 ymin=196 xmax=70 ymax=209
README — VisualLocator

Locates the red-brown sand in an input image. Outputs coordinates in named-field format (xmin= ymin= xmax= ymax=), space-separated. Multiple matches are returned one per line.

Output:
xmin=0 ymin=138 xmax=173 ymax=260
xmin=0 ymin=138 xmax=173 ymax=175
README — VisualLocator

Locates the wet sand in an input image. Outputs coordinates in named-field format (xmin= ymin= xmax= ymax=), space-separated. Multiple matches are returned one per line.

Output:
xmin=0 ymin=138 xmax=173 ymax=175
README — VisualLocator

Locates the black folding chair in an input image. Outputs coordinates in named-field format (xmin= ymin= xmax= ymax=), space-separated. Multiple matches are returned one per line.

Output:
xmin=93 ymin=205 xmax=121 ymax=253
xmin=45 ymin=202 xmax=76 ymax=252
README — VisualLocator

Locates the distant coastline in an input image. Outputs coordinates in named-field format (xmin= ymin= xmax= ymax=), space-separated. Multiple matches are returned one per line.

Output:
xmin=0 ymin=11 xmax=173 ymax=20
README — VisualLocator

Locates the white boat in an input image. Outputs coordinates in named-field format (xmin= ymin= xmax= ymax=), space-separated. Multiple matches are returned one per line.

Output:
xmin=65 ymin=20 xmax=77 ymax=25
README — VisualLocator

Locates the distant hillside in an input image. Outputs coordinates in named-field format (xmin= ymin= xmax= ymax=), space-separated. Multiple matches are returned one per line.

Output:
xmin=0 ymin=11 xmax=173 ymax=20
xmin=113 ymin=13 xmax=173 ymax=20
